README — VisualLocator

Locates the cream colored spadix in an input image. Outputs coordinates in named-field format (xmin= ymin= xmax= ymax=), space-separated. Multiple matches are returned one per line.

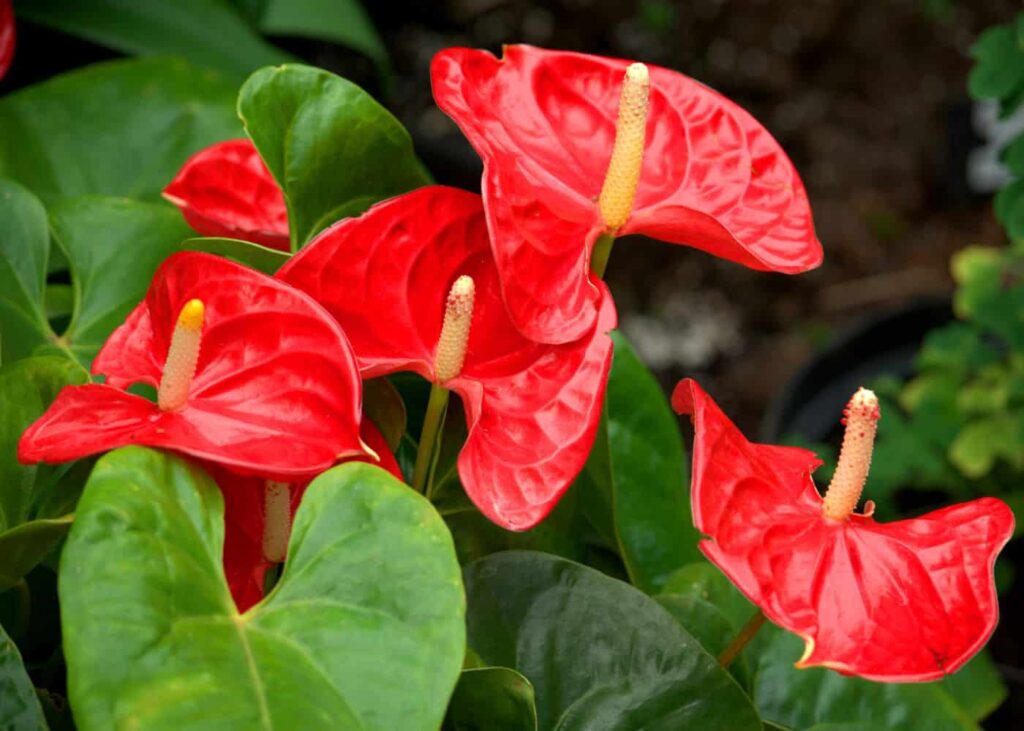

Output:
xmin=822 ymin=388 xmax=880 ymax=521
xmin=434 ymin=275 xmax=475 ymax=383
xmin=262 ymin=481 xmax=291 ymax=563
xmin=157 ymin=299 xmax=205 ymax=412
xmin=598 ymin=62 xmax=650 ymax=232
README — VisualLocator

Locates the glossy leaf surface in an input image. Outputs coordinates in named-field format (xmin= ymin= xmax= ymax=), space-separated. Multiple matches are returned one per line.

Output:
xmin=432 ymin=45 xmax=821 ymax=343
xmin=673 ymin=379 xmax=1015 ymax=681
xmin=581 ymin=332 xmax=700 ymax=592
xmin=0 ymin=178 xmax=51 ymax=364
xmin=61 ymin=449 xmax=465 ymax=730
xmin=163 ymin=139 xmax=290 ymax=251
xmin=0 ymin=57 xmax=240 ymax=205
xmin=463 ymin=551 xmax=761 ymax=731
xmin=238 ymin=64 xmax=429 ymax=247
xmin=280 ymin=186 xmax=615 ymax=530
xmin=0 ymin=623 xmax=45 ymax=731
xmin=443 ymin=667 xmax=538 ymax=731
xmin=20 ymin=252 xmax=365 ymax=479
xmin=15 ymin=0 xmax=292 ymax=82
xmin=50 ymin=196 xmax=195 ymax=366
xmin=0 ymin=357 xmax=88 ymax=590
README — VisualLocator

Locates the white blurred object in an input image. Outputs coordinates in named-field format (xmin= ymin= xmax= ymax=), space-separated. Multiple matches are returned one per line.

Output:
xmin=967 ymin=99 xmax=1024 ymax=194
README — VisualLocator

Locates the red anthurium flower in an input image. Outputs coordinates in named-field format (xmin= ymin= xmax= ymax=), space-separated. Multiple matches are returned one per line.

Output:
xmin=163 ymin=139 xmax=290 ymax=251
xmin=432 ymin=45 xmax=822 ymax=344
xmin=278 ymin=185 xmax=616 ymax=531
xmin=0 ymin=0 xmax=14 ymax=81
xmin=214 ymin=420 xmax=402 ymax=612
xmin=19 ymin=252 xmax=367 ymax=479
xmin=673 ymin=379 xmax=1014 ymax=682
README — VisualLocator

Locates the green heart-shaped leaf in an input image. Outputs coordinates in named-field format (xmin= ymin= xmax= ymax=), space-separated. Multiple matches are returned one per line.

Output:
xmin=579 ymin=332 xmax=701 ymax=592
xmin=463 ymin=551 xmax=761 ymax=731
xmin=0 ymin=179 xmax=52 ymax=364
xmin=61 ymin=449 xmax=465 ymax=730
xmin=0 ymin=356 xmax=89 ymax=590
xmin=0 ymin=57 xmax=241 ymax=207
xmin=238 ymin=64 xmax=430 ymax=248
xmin=0 ymin=623 xmax=45 ymax=730
xmin=443 ymin=667 xmax=538 ymax=731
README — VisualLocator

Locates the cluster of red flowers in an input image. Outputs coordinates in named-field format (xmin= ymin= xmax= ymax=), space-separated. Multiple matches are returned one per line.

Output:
xmin=18 ymin=45 xmax=1014 ymax=681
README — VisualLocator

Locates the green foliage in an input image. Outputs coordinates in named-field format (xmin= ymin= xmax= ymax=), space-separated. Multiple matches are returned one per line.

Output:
xmin=16 ymin=0 xmax=387 ymax=79
xmin=577 ymin=333 xmax=701 ymax=592
xmin=15 ymin=0 xmax=293 ymax=82
xmin=0 ymin=357 xmax=89 ymax=591
xmin=443 ymin=667 xmax=538 ymax=731
xmin=0 ymin=622 xmax=46 ymax=730
xmin=463 ymin=551 xmax=762 ymax=731
xmin=0 ymin=57 xmax=241 ymax=206
xmin=238 ymin=64 xmax=430 ymax=249
xmin=61 ymin=449 xmax=465 ymax=730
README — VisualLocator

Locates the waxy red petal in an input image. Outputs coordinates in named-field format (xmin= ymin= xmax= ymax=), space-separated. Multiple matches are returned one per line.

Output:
xmin=672 ymin=379 xmax=1014 ymax=682
xmin=212 ymin=420 xmax=402 ymax=612
xmin=20 ymin=252 xmax=365 ymax=478
xmin=163 ymin=139 xmax=290 ymax=251
xmin=432 ymin=45 xmax=821 ymax=343
xmin=279 ymin=186 xmax=615 ymax=530
xmin=0 ymin=0 xmax=13 ymax=81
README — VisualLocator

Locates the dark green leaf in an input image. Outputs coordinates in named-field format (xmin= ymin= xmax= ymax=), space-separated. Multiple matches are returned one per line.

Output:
xmin=15 ymin=0 xmax=293 ymax=82
xmin=444 ymin=667 xmax=538 ymax=731
xmin=0 ymin=179 xmax=52 ymax=364
xmin=754 ymin=631 xmax=978 ymax=731
xmin=654 ymin=592 xmax=752 ymax=688
xmin=49 ymin=197 xmax=193 ymax=366
xmin=238 ymin=64 xmax=430 ymax=248
xmin=0 ymin=622 xmax=46 ymax=730
xmin=941 ymin=652 xmax=1007 ymax=722
xmin=0 ymin=57 xmax=241 ymax=206
xmin=258 ymin=0 xmax=388 ymax=68
xmin=0 ymin=356 xmax=88 ymax=590
xmin=463 ymin=551 xmax=761 ymax=731
xmin=0 ymin=517 xmax=73 ymax=592
xmin=177 ymin=237 xmax=289 ymax=275
xmin=581 ymin=333 xmax=701 ymax=593
xmin=61 ymin=450 xmax=465 ymax=730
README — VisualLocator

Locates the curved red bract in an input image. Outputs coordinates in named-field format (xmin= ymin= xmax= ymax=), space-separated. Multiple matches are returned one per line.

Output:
xmin=278 ymin=186 xmax=616 ymax=530
xmin=432 ymin=45 xmax=822 ymax=344
xmin=672 ymin=378 xmax=1015 ymax=682
xmin=18 ymin=252 xmax=366 ymax=479
xmin=213 ymin=420 xmax=402 ymax=613
xmin=0 ymin=0 xmax=14 ymax=81
xmin=163 ymin=139 xmax=290 ymax=251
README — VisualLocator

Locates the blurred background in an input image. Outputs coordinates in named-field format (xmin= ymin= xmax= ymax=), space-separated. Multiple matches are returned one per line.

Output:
xmin=5 ymin=0 xmax=1024 ymax=726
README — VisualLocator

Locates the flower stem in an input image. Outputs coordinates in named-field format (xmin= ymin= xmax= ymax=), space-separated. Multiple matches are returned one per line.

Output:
xmin=412 ymin=383 xmax=450 ymax=496
xmin=718 ymin=609 xmax=767 ymax=669
xmin=590 ymin=233 xmax=616 ymax=279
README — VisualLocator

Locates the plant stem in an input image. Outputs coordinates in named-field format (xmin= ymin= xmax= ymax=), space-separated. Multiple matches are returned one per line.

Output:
xmin=718 ymin=609 xmax=767 ymax=669
xmin=10 ymin=579 xmax=31 ymax=639
xmin=412 ymin=383 xmax=450 ymax=496
xmin=590 ymin=232 xmax=616 ymax=278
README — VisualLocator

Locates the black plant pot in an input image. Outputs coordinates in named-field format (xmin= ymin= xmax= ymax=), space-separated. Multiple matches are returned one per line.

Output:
xmin=761 ymin=297 xmax=953 ymax=444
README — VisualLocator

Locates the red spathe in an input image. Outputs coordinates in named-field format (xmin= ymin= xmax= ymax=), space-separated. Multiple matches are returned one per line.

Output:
xmin=432 ymin=45 xmax=822 ymax=344
xmin=278 ymin=186 xmax=616 ymax=531
xmin=673 ymin=378 xmax=1015 ymax=682
xmin=19 ymin=252 xmax=366 ymax=479
xmin=163 ymin=139 xmax=290 ymax=251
